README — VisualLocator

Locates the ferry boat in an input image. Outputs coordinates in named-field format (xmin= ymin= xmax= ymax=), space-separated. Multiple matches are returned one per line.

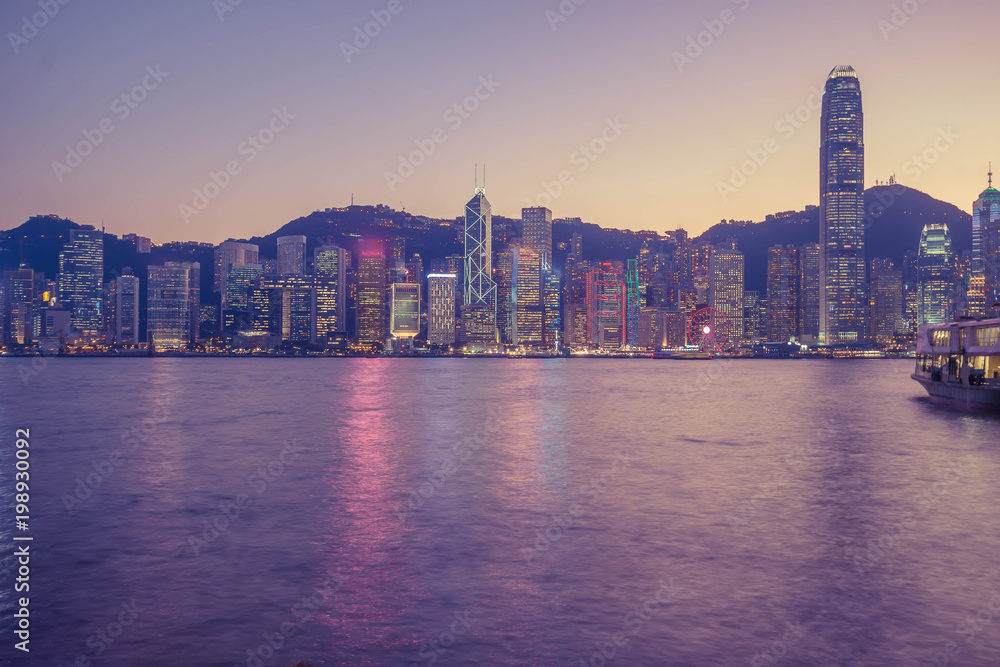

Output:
xmin=653 ymin=347 xmax=714 ymax=360
xmin=912 ymin=318 xmax=1000 ymax=410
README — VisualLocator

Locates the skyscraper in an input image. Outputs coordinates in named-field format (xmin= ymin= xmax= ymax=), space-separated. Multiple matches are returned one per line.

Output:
xmin=767 ymin=245 xmax=799 ymax=342
xmin=216 ymin=241 xmax=259 ymax=309
xmin=625 ymin=259 xmax=641 ymax=348
xmin=512 ymin=246 xmax=544 ymax=347
xmin=148 ymin=263 xmax=193 ymax=350
xmin=820 ymin=65 xmax=866 ymax=344
xmin=314 ymin=244 xmax=347 ymax=344
xmin=586 ymin=262 xmax=626 ymax=350
xmin=462 ymin=184 xmax=497 ymax=347
xmin=357 ymin=250 xmax=387 ymax=346
xmin=870 ymin=259 xmax=903 ymax=345
xmin=260 ymin=275 xmax=315 ymax=344
xmin=2 ymin=264 xmax=34 ymax=346
xmin=522 ymin=207 xmax=553 ymax=267
xmin=113 ymin=269 xmax=140 ymax=346
xmin=427 ymin=274 xmax=457 ymax=346
xmin=973 ymin=169 xmax=1000 ymax=313
xmin=917 ymin=223 xmax=955 ymax=325
xmin=58 ymin=228 xmax=104 ymax=335
xmin=797 ymin=243 xmax=821 ymax=342
xmin=390 ymin=283 xmax=421 ymax=343
xmin=277 ymin=235 xmax=307 ymax=277
xmin=710 ymin=245 xmax=745 ymax=344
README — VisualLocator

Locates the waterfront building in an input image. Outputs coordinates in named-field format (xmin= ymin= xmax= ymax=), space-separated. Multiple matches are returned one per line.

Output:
xmin=513 ymin=246 xmax=544 ymax=347
xmin=314 ymin=244 xmax=347 ymax=344
xmin=215 ymin=241 xmax=259 ymax=307
xmin=767 ymin=245 xmax=799 ymax=342
xmin=973 ymin=170 xmax=1000 ymax=313
xmin=224 ymin=264 xmax=264 ymax=336
xmin=2 ymin=264 xmax=34 ymax=346
xmin=461 ymin=184 xmax=497 ymax=347
xmin=148 ymin=263 xmax=194 ymax=350
xmin=494 ymin=251 xmax=515 ymax=346
xmin=260 ymin=275 xmax=315 ymax=344
xmin=797 ymin=243 xmax=821 ymax=342
xmin=427 ymin=274 xmax=457 ymax=346
xmin=58 ymin=228 xmax=104 ymax=335
xmin=113 ymin=269 xmax=140 ymax=345
xmin=870 ymin=258 xmax=903 ymax=345
xmin=586 ymin=262 xmax=626 ymax=350
xmin=710 ymin=245 xmax=745 ymax=344
xmin=543 ymin=269 xmax=561 ymax=348
xmin=820 ymin=66 xmax=866 ymax=344
xmin=917 ymin=223 xmax=955 ymax=326
xmin=743 ymin=291 xmax=766 ymax=344
xmin=390 ymin=283 xmax=421 ymax=343
xmin=357 ymin=250 xmax=387 ymax=346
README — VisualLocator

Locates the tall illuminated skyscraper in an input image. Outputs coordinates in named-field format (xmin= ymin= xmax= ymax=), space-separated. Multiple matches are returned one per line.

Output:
xmin=586 ymin=262 xmax=626 ymax=350
xmin=314 ymin=244 xmax=347 ymax=343
xmin=58 ymin=228 xmax=104 ymax=335
xmin=427 ymin=274 xmax=457 ymax=346
xmin=870 ymin=259 xmax=903 ymax=345
xmin=390 ymin=283 xmax=421 ymax=343
xmin=820 ymin=65 xmax=866 ymax=343
xmin=522 ymin=207 xmax=553 ymax=267
xmin=277 ymin=235 xmax=307 ymax=277
xmin=710 ymin=245 xmax=745 ymax=344
xmin=357 ymin=250 xmax=387 ymax=346
xmin=216 ymin=241 xmax=259 ymax=309
xmin=767 ymin=245 xmax=799 ymax=342
xmin=148 ymin=263 xmax=194 ymax=350
xmin=461 ymin=182 xmax=497 ymax=347
xmin=973 ymin=168 xmax=1000 ymax=313
xmin=512 ymin=246 xmax=543 ymax=347
xmin=797 ymin=243 xmax=821 ymax=342
xmin=113 ymin=269 xmax=140 ymax=346
xmin=917 ymin=223 xmax=955 ymax=325
xmin=2 ymin=264 xmax=34 ymax=346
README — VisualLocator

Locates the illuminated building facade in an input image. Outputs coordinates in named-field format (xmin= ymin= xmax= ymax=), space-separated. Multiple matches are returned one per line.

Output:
xmin=224 ymin=264 xmax=264 ymax=336
xmin=2 ymin=265 xmax=34 ymax=346
xmin=820 ymin=65 xmax=866 ymax=344
xmin=261 ymin=276 xmax=315 ymax=344
xmin=390 ymin=283 xmax=421 ymax=341
xmin=522 ymin=207 xmax=553 ymax=267
xmin=357 ymin=251 xmax=387 ymax=346
xmin=586 ymin=262 xmax=626 ymax=350
xmin=427 ymin=274 xmax=457 ymax=346
xmin=462 ymin=186 xmax=497 ymax=346
xmin=148 ymin=263 xmax=196 ymax=350
xmin=973 ymin=172 xmax=1000 ymax=313
xmin=114 ymin=269 xmax=140 ymax=345
xmin=710 ymin=246 xmax=745 ymax=344
xmin=513 ymin=246 xmax=543 ymax=347
xmin=797 ymin=243 xmax=821 ymax=341
xmin=625 ymin=259 xmax=641 ymax=348
xmin=917 ymin=223 xmax=955 ymax=325
xmin=543 ymin=269 xmax=561 ymax=347
xmin=58 ymin=228 xmax=104 ymax=335
xmin=494 ymin=251 xmax=515 ymax=345
xmin=870 ymin=258 xmax=903 ymax=345
xmin=277 ymin=235 xmax=307 ymax=277
xmin=767 ymin=245 xmax=799 ymax=342
xmin=314 ymin=244 xmax=347 ymax=343
xmin=215 ymin=241 xmax=259 ymax=305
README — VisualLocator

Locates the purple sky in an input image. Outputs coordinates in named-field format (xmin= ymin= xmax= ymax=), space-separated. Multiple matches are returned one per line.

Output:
xmin=1 ymin=0 xmax=997 ymax=243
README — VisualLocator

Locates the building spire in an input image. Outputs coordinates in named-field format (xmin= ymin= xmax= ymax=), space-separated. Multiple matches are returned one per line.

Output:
xmin=990 ymin=162 xmax=993 ymax=189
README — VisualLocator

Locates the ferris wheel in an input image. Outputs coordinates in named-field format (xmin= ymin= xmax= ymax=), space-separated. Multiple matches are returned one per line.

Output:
xmin=688 ymin=307 xmax=730 ymax=352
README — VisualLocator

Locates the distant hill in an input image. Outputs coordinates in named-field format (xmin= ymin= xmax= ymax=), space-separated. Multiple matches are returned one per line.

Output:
xmin=695 ymin=186 xmax=972 ymax=293
xmin=1 ymin=186 xmax=974 ymax=298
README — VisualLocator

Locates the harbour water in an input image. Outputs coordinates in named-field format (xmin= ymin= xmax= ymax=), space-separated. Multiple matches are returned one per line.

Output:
xmin=1 ymin=358 xmax=999 ymax=666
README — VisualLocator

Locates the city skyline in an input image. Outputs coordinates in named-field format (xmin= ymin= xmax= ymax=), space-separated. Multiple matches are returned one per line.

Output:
xmin=0 ymin=0 xmax=997 ymax=244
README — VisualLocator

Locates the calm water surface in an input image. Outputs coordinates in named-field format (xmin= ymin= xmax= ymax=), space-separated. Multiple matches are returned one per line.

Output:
xmin=1 ymin=358 xmax=999 ymax=666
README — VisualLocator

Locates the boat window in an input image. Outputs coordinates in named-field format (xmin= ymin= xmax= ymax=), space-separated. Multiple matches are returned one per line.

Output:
xmin=931 ymin=330 xmax=952 ymax=347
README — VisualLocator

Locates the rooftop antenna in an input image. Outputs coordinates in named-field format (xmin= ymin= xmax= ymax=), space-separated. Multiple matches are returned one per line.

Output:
xmin=990 ymin=162 xmax=994 ymax=189
xmin=475 ymin=163 xmax=478 ymax=189
xmin=484 ymin=164 xmax=486 ymax=189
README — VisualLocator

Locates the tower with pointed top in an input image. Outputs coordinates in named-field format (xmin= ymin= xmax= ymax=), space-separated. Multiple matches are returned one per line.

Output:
xmin=973 ymin=164 xmax=1000 ymax=315
xmin=819 ymin=65 xmax=866 ymax=344
xmin=460 ymin=169 xmax=498 ymax=347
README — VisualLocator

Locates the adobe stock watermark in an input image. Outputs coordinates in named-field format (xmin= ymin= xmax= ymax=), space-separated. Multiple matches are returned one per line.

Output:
xmin=213 ymin=0 xmax=247 ymax=22
xmin=524 ymin=116 xmax=627 ymax=209
xmin=384 ymin=76 xmax=501 ymax=192
xmin=179 ymin=107 xmax=296 ymax=224
xmin=7 ymin=0 xmax=73 ymax=54
xmin=545 ymin=0 xmax=590 ymax=31
xmin=672 ymin=0 xmax=752 ymax=74
xmin=878 ymin=0 xmax=931 ymax=41
xmin=900 ymin=127 xmax=959 ymax=183
xmin=51 ymin=66 xmax=170 ymax=183
xmin=408 ymin=610 xmax=474 ymax=667
xmin=340 ymin=0 xmax=414 ymax=63
xmin=716 ymin=85 xmax=824 ymax=202
xmin=57 ymin=600 xmax=144 ymax=667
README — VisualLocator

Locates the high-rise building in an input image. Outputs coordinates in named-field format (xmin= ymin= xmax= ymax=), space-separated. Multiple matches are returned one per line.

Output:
xmin=973 ymin=169 xmax=1000 ymax=313
xmin=261 ymin=275 xmax=315 ymax=344
xmin=917 ymin=223 xmax=955 ymax=325
xmin=797 ymin=243 xmax=821 ymax=342
xmin=512 ymin=246 xmax=544 ymax=347
xmin=277 ymin=235 xmax=307 ymax=277
xmin=58 ymin=228 xmax=104 ymax=335
xmin=113 ymin=269 xmax=140 ymax=346
xmin=427 ymin=274 xmax=457 ymax=346
xmin=743 ymin=291 xmax=766 ymax=344
xmin=462 ymin=185 xmax=497 ymax=346
xmin=148 ymin=263 xmax=193 ymax=350
xmin=215 ymin=241 xmax=259 ymax=307
xmin=767 ymin=245 xmax=799 ymax=342
xmin=543 ymin=269 xmax=561 ymax=348
xmin=314 ymin=245 xmax=347 ymax=344
xmin=820 ymin=65 xmax=866 ymax=344
xmin=586 ymin=262 xmax=626 ymax=350
xmin=710 ymin=245 xmax=745 ymax=344
xmin=870 ymin=259 xmax=903 ymax=345
xmin=390 ymin=283 xmax=421 ymax=342
xmin=494 ymin=251 xmax=515 ymax=345
xmin=625 ymin=259 xmax=641 ymax=348
xmin=356 ymin=250 xmax=387 ymax=346
xmin=2 ymin=264 xmax=34 ymax=346
xmin=224 ymin=264 xmax=264 ymax=336
xmin=522 ymin=207 xmax=553 ymax=267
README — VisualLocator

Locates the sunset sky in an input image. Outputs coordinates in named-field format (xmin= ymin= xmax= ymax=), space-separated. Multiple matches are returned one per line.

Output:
xmin=1 ymin=0 xmax=997 ymax=243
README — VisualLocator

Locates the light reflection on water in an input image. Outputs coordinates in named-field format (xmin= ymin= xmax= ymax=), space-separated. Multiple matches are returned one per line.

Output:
xmin=0 ymin=358 xmax=999 ymax=666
